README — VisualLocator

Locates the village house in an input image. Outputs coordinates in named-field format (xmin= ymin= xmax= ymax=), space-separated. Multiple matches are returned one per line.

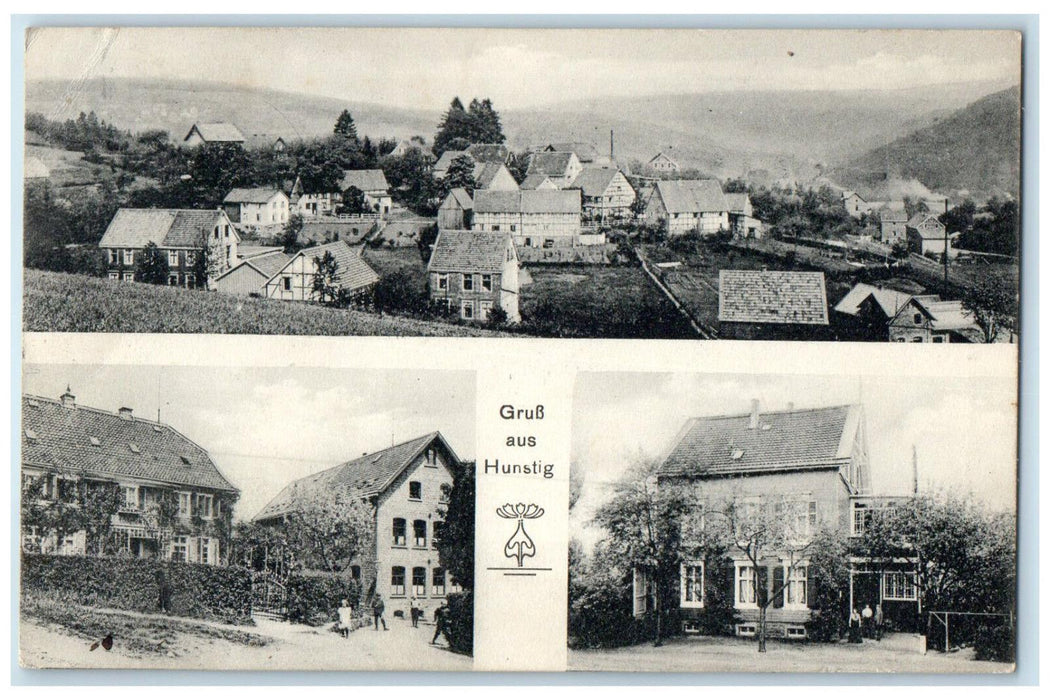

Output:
xmin=437 ymin=188 xmax=473 ymax=231
xmin=213 ymin=248 xmax=292 ymax=297
xmin=183 ymin=122 xmax=246 ymax=147
xmin=841 ymin=191 xmax=870 ymax=218
xmin=525 ymin=151 xmax=584 ymax=189
xmin=647 ymin=152 xmax=679 ymax=174
xmin=25 ymin=155 xmax=50 ymax=181
xmin=466 ymin=143 xmax=511 ymax=164
xmin=262 ymin=240 xmax=379 ymax=303
xmin=289 ymin=176 xmax=336 ymax=218
xmin=834 ymin=282 xmax=979 ymax=343
xmin=253 ymin=432 xmax=464 ymax=619
xmin=878 ymin=207 xmax=909 ymax=245
xmin=646 ymin=180 xmax=731 ymax=236
xmin=339 ymin=169 xmax=394 ymax=216
xmin=568 ymin=168 xmax=636 ymax=223
xmin=427 ymin=229 xmax=520 ymax=323
xmin=244 ymin=134 xmax=288 ymax=152
xmin=472 ymin=189 xmax=583 ymax=248
xmin=520 ymin=174 xmax=560 ymax=191
xmin=222 ymin=188 xmax=291 ymax=227
xmin=386 ymin=138 xmax=429 ymax=158
xmin=725 ymin=192 xmax=763 ymax=238
xmin=432 ymin=151 xmax=519 ymax=191
xmin=718 ymin=270 xmax=830 ymax=340
xmin=905 ymin=213 xmax=952 ymax=257
xmin=637 ymin=401 xmax=920 ymax=639
xmin=21 ymin=389 xmax=239 ymax=564
xmin=98 ymin=208 xmax=239 ymax=287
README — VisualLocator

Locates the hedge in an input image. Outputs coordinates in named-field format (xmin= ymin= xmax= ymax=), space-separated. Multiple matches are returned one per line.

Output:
xmin=285 ymin=571 xmax=362 ymax=627
xmin=21 ymin=553 xmax=252 ymax=625
xmin=446 ymin=590 xmax=473 ymax=655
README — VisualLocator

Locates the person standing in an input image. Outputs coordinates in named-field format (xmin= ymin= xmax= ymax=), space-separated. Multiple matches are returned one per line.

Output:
xmin=337 ymin=598 xmax=354 ymax=639
xmin=848 ymin=608 xmax=863 ymax=644
xmin=862 ymin=603 xmax=874 ymax=639
xmin=371 ymin=594 xmax=388 ymax=631
xmin=410 ymin=598 xmax=420 ymax=628
xmin=431 ymin=602 xmax=451 ymax=646
xmin=875 ymin=603 xmax=885 ymax=641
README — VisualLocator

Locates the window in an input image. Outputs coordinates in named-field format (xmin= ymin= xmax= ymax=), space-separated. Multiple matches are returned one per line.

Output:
xmin=123 ymin=250 xmax=134 ymax=265
xmin=168 ymin=250 xmax=179 ymax=267
xmin=390 ymin=567 xmax=406 ymax=596
xmin=932 ymin=336 xmax=945 ymax=343
xmin=122 ymin=272 xmax=134 ymax=282
xmin=199 ymin=537 xmax=213 ymax=565
xmin=283 ymin=276 xmax=292 ymax=291
xmin=108 ymin=272 xmax=119 ymax=280
xmin=680 ymin=561 xmax=704 ymax=608
xmin=186 ymin=251 xmax=196 ymax=266
xmin=462 ymin=274 xmax=474 ymax=291
xmin=883 ymin=572 xmax=918 ymax=601
xmin=392 ymin=518 xmax=406 ymax=546
xmin=178 ymin=492 xmax=192 ymax=518
xmin=479 ymin=301 xmax=493 ymax=319
xmin=492 ymin=225 xmax=500 ymax=232
xmin=425 ymin=448 xmax=438 ymax=466
xmin=481 ymin=274 xmax=493 ymax=291
xmin=851 ymin=503 xmax=869 ymax=536
xmin=794 ymin=500 xmax=817 ymax=535
xmin=413 ymin=519 xmax=427 ymax=547
xmin=350 ymin=565 xmax=361 ymax=580
xmin=432 ymin=521 xmax=444 ymax=548
xmin=168 ymin=274 xmax=179 ymax=286
xmin=171 ymin=536 xmax=189 ymax=562
xmin=913 ymin=313 xmax=923 ymax=325
xmin=412 ymin=567 xmax=427 ymax=596
xmin=108 ymin=249 xmax=118 ymax=265
xmin=449 ymin=576 xmax=462 ymax=594
xmin=436 ymin=274 xmax=448 ymax=291
xmin=186 ymin=274 xmax=196 ymax=288
xmin=736 ymin=565 xmax=757 ymax=607
xmin=196 ymin=493 xmax=215 ymax=519
xmin=122 ymin=485 xmax=140 ymax=511
xmin=409 ymin=481 xmax=422 ymax=500
xmin=787 ymin=565 xmax=808 ymax=607
xmin=432 ymin=568 xmax=446 ymax=596
xmin=439 ymin=482 xmax=451 ymax=503
xmin=461 ymin=300 xmax=474 ymax=320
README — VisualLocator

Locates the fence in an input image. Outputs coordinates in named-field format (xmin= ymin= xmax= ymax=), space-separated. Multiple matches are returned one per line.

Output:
xmin=928 ymin=610 xmax=1013 ymax=652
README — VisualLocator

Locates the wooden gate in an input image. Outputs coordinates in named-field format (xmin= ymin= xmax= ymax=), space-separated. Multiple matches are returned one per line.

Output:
xmin=251 ymin=572 xmax=287 ymax=621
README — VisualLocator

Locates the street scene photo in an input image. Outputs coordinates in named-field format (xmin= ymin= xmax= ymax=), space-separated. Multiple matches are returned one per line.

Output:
xmin=19 ymin=365 xmax=476 ymax=670
xmin=23 ymin=27 xmax=1020 ymax=341
xmin=568 ymin=371 xmax=1016 ymax=672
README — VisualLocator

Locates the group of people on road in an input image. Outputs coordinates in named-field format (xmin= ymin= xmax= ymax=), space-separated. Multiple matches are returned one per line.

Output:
xmin=334 ymin=593 xmax=451 ymax=646
xmin=848 ymin=603 xmax=884 ymax=643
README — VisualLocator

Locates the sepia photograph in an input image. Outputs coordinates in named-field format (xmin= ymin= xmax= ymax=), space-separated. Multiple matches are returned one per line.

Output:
xmin=18 ymin=364 xmax=477 ymax=670
xmin=22 ymin=27 xmax=1021 ymax=341
xmin=568 ymin=371 xmax=1017 ymax=672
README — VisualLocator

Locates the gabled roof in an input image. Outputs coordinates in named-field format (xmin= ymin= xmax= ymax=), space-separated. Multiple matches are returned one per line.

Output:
xmin=527 ymin=152 xmax=578 ymax=177
xmin=217 ymin=250 xmax=293 ymax=283
xmin=428 ymin=229 xmax=513 ymax=274
xmin=474 ymin=162 xmax=516 ymax=190
xmin=833 ymin=283 xmax=914 ymax=318
xmin=21 ymin=394 xmax=237 ymax=493
xmin=655 ymin=179 xmax=729 ymax=214
xmin=724 ymin=193 xmax=751 ymax=214
xmin=253 ymin=432 xmax=457 ymax=522
xmin=908 ymin=298 xmax=978 ymax=331
xmin=99 ymin=209 xmax=239 ymax=249
xmin=546 ymin=142 xmax=599 ymax=163
xmin=520 ymin=174 xmax=557 ymax=190
xmin=441 ymin=187 xmax=473 ymax=211
xmin=648 ymin=152 xmax=678 ymax=167
xmin=237 ymin=245 xmax=286 ymax=260
xmin=569 ymin=168 xmax=627 ymax=197
xmin=907 ymin=212 xmax=945 ymax=229
xmin=434 ymin=150 xmax=472 ymax=173
xmin=223 ymin=187 xmax=286 ymax=204
xmin=25 ymin=156 xmax=50 ymax=179
xmin=718 ymin=270 xmax=829 ymax=325
xmin=466 ymin=143 xmax=510 ymax=163
xmin=473 ymin=189 xmax=581 ymax=215
xmin=271 ymin=240 xmax=379 ymax=291
xmin=339 ymin=169 xmax=390 ymax=193
xmin=185 ymin=122 xmax=245 ymax=143
xmin=244 ymin=134 xmax=287 ymax=150
xmin=879 ymin=207 xmax=909 ymax=223
xmin=657 ymin=405 xmax=859 ymax=478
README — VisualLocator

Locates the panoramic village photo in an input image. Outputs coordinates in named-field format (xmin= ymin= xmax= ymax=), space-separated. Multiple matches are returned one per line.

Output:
xmin=19 ymin=365 xmax=477 ymax=670
xmin=567 ymin=371 xmax=1017 ymax=672
xmin=23 ymin=27 xmax=1020 ymax=341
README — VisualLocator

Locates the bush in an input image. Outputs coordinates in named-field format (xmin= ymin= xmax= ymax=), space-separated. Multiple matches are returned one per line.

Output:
xmin=445 ymin=590 xmax=473 ymax=655
xmin=569 ymin=568 xmax=655 ymax=649
xmin=284 ymin=571 xmax=361 ymax=627
xmin=972 ymin=621 xmax=1015 ymax=662
xmin=21 ymin=553 xmax=252 ymax=624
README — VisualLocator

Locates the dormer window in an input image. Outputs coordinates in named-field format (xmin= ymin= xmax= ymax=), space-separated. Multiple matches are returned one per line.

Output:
xmin=24 ymin=428 xmax=39 ymax=441
xmin=89 ymin=436 xmax=101 ymax=447
xmin=180 ymin=455 xmax=191 ymax=465
xmin=731 ymin=449 xmax=744 ymax=460
xmin=26 ymin=399 xmax=40 ymax=408
xmin=128 ymin=442 xmax=140 ymax=454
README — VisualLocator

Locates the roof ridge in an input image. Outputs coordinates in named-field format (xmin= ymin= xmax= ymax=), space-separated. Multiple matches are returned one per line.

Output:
xmin=23 ymin=393 xmax=171 ymax=427
xmin=687 ymin=404 xmax=856 ymax=422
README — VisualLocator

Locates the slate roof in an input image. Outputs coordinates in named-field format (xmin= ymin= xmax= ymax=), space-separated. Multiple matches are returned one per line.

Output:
xmin=569 ymin=168 xmax=623 ymax=197
xmin=473 ymin=189 xmax=581 ymax=215
xmin=339 ymin=169 xmax=390 ymax=193
xmin=273 ymin=240 xmax=379 ymax=291
xmin=21 ymin=394 xmax=237 ymax=493
xmin=185 ymin=122 xmax=245 ymax=143
xmin=466 ymin=143 xmax=510 ymax=163
xmin=223 ymin=187 xmax=285 ymax=204
xmin=718 ymin=270 xmax=829 ymax=325
xmin=99 ymin=209 xmax=237 ymax=249
xmin=428 ymin=229 xmax=513 ymax=274
xmin=527 ymin=152 xmax=577 ymax=177
xmin=547 ymin=142 xmax=599 ymax=163
xmin=253 ymin=432 xmax=455 ymax=522
xmin=520 ymin=174 xmax=556 ymax=190
xmin=657 ymin=405 xmax=858 ymax=478
xmin=655 ymin=180 xmax=729 ymax=214
xmin=833 ymin=283 xmax=914 ymax=318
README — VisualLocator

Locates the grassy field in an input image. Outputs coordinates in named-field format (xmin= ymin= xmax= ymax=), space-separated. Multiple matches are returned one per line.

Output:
xmin=519 ymin=264 xmax=696 ymax=339
xmin=23 ymin=269 xmax=506 ymax=336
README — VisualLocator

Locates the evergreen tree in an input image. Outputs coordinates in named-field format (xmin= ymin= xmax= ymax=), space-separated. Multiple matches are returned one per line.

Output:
xmin=136 ymin=242 xmax=170 ymax=284
xmin=433 ymin=97 xmax=473 ymax=156
xmin=442 ymin=155 xmax=478 ymax=195
xmin=333 ymin=109 xmax=359 ymax=141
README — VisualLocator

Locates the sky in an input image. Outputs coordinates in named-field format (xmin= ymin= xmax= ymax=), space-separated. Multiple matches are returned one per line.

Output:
xmin=22 ymin=365 xmax=476 ymax=522
xmin=24 ymin=27 xmax=1021 ymax=111
xmin=570 ymin=371 xmax=1017 ymax=547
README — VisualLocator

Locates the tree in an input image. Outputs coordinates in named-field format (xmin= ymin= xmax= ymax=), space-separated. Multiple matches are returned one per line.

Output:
xmin=333 ymin=110 xmax=359 ymax=142
xmin=442 ymin=155 xmax=478 ymax=195
xmin=192 ymin=230 xmax=223 ymax=290
xmin=136 ymin=241 xmax=170 ymax=284
xmin=433 ymin=97 xmax=472 ymax=157
xmin=311 ymin=250 xmax=341 ymax=305
xmin=592 ymin=457 xmax=689 ymax=646
xmin=437 ymin=460 xmax=474 ymax=590
xmin=281 ymin=213 xmax=305 ymax=252
xmin=433 ymin=96 xmax=505 ymax=156
xmin=281 ymin=487 xmax=375 ymax=573
xmin=338 ymin=186 xmax=368 ymax=215
xmin=466 ymin=98 xmax=505 ymax=144
xmin=963 ymin=271 xmax=1018 ymax=342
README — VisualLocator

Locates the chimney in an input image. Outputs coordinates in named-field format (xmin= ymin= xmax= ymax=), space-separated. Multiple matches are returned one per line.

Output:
xmin=610 ymin=129 xmax=614 ymax=161
xmin=118 ymin=407 xmax=134 ymax=420
xmin=749 ymin=399 xmax=760 ymax=429
xmin=912 ymin=445 xmax=919 ymax=495
xmin=60 ymin=386 xmax=76 ymax=409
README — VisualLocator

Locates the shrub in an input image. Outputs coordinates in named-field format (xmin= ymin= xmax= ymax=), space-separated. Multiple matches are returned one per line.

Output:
xmin=972 ymin=621 xmax=1015 ymax=662
xmin=21 ymin=553 xmax=252 ymax=624
xmin=445 ymin=590 xmax=473 ymax=655
xmin=569 ymin=567 xmax=653 ymax=649
xmin=284 ymin=571 xmax=361 ymax=627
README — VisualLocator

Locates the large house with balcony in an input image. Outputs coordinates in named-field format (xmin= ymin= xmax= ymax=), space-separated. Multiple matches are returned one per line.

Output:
xmin=20 ymin=390 xmax=239 ymax=565
xmin=98 ymin=208 xmax=240 ymax=287
xmin=635 ymin=401 xmax=920 ymax=639
xmin=254 ymin=432 xmax=464 ymax=619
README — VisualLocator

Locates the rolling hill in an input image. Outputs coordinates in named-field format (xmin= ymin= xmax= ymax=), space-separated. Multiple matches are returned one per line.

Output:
xmin=830 ymin=86 xmax=1021 ymax=202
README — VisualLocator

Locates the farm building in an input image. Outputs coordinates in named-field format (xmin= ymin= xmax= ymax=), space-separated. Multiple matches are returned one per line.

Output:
xmin=718 ymin=270 xmax=829 ymax=340
xmin=427 ymin=229 xmax=520 ymax=323
xmin=647 ymin=152 xmax=679 ymax=173
xmin=877 ymin=207 xmax=909 ymax=245
xmin=262 ymin=240 xmax=379 ymax=302
xmin=645 ymin=180 xmax=731 ymax=236
xmin=886 ymin=297 xmax=980 ymax=343
xmin=25 ymin=155 xmax=50 ymax=180
xmin=438 ymin=188 xmax=473 ymax=231
xmin=222 ymin=188 xmax=291 ymax=227
xmin=472 ymin=189 xmax=582 ymax=248
xmin=725 ymin=193 xmax=763 ymax=238
xmin=183 ymin=122 xmax=246 ymax=147
xmin=842 ymin=191 xmax=870 ymax=218
xmin=339 ymin=169 xmax=393 ymax=216
xmin=525 ymin=151 xmax=583 ymax=188
xmin=213 ymin=249 xmax=292 ymax=296
xmin=905 ymin=213 xmax=953 ymax=257
xmin=569 ymin=168 xmax=636 ymax=222
xmin=520 ymin=174 xmax=560 ymax=191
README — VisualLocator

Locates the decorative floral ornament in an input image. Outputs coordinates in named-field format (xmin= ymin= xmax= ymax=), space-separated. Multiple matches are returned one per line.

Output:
xmin=496 ymin=502 xmax=545 ymax=567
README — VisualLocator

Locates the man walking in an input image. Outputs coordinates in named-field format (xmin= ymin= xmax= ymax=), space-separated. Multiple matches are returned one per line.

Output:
xmin=371 ymin=594 xmax=389 ymax=631
xmin=431 ymin=602 xmax=451 ymax=646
